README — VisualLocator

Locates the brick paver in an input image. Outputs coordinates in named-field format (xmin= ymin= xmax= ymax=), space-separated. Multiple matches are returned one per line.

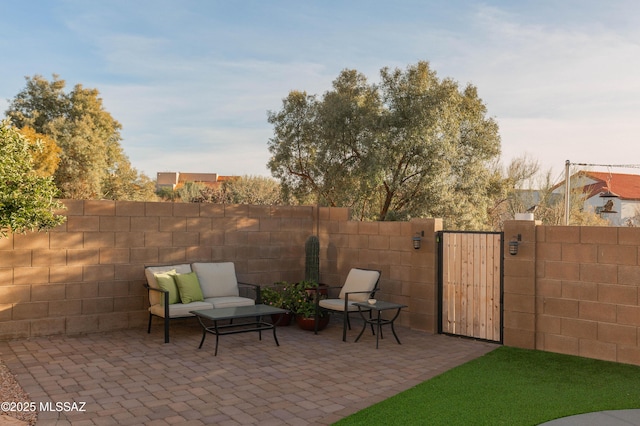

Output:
xmin=1 ymin=317 xmax=497 ymax=425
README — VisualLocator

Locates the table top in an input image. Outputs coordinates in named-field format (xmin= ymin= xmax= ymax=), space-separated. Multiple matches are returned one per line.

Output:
xmin=190 ymin=304 xmax=288 ymax=321
xmin=353 ymin=300 xmax=407 ymax=311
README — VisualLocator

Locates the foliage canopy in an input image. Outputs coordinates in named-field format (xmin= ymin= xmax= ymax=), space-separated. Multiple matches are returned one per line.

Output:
xmin=0 ymin=120 xmax=66 ymax=237
xmin=5 ymin=74 xmax=156 ymax=201
xmin=267 ymin=61 xmax=502 ymax=228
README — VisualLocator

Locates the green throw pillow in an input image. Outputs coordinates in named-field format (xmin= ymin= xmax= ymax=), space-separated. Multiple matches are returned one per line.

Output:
xmin=175 ymin=272 xmax=204 ymax=304
xmin=154 ymin=270 xmax=180 ymax=305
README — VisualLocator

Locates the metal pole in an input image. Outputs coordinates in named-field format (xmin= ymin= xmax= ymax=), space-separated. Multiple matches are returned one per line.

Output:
xmin=564 ymin=160 xmax=570 ymax=225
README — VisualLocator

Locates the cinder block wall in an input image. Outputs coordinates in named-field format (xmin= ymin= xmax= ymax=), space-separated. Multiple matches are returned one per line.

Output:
xmin=504 ymin=221 xmax=640 ymax=365
xmin=318 ymin=209 xmax=442 ymax=331
xmin=0 ymin=200 xmax=314 ymax=340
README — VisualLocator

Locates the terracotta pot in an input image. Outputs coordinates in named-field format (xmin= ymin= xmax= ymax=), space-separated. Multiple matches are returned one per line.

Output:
xmin=270 ymin=312 xmax=293 ymax=326
xmin=295 ymin=314 xmax=330 ymax=331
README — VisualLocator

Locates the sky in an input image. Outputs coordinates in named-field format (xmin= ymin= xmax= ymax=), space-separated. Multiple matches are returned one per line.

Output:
xmin=2 ymin=0 xmax=640 ymax=185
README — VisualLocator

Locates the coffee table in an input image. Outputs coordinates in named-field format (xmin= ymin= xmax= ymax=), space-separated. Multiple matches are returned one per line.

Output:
xmin=190 ymin=304 xmax=288 ymax=355
xmin=353 ymin=300 xmax=407 ymax=348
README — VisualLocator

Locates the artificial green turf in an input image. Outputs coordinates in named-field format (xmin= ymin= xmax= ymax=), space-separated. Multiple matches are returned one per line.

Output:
xmin=335 ymin=346 xmax=640 ymax=425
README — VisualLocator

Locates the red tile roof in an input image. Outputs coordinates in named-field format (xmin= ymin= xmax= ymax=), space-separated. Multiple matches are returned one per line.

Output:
xmin=578 ymin=172 xmax=640 ymax=200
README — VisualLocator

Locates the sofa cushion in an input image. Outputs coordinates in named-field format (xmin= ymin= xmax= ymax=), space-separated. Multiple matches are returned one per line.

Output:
xmin=149 ymin=301 xmax=213 ymax=318
xmin=192 ymin=262 xmax=239 ymax=299
xmin=145 ymin=264 xmax=192 ymax=306
xmin=154 ymin=270 xmax=179 ymax=304
xmin=204 ymin=296 xmax=256 ymax=309
xmin=175 ymin=272 xmax=205 ymax=304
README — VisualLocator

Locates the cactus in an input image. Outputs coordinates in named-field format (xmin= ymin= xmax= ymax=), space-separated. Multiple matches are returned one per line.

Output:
xmin=304 ymin=235 xmax=320 ymax=284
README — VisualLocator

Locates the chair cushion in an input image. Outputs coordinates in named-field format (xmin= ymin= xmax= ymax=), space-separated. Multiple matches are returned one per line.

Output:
xmin=145 ymin=264 xmax=192 ymax=306
xmin=339 ymin=269 xmax=380 ymax=302
xmin=149 ymin=301 xmax=213 ymax=318
xmin=204 ymin=296 xmax=256 ymax=308
xmin=175 ymin=272 xmax=205 ymax=304
xmin=319 ymin=298 xmax=367 ymax=312
xmin=154 ymin=270 xmax=179 ymax=304
xmin=192 ymin=262 xmax=239 ymax=299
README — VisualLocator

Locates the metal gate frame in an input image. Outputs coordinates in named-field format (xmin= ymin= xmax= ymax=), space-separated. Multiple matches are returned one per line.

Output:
xmin=437 ymin=230 xmax=504 ymax=343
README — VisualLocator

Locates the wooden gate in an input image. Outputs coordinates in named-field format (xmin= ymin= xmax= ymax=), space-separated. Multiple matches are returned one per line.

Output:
xmin=437 ymin=231 xmax=503 ymax=343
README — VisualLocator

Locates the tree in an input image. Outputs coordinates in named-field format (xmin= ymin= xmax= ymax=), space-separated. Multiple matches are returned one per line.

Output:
xmin=17 ymin=126 xmax=61 ymax=177
xmin=489 ymin=156 xmax=608 ymax=229
xmin=5 ymin=74 xmax=156 ymax=200
xmin=267 ymin=61 xmax=501 ymax=228
xmin=0 ymin=120 xmax=66 ymax=237
xmin=163 ymin=176 xmax=287 ymax=205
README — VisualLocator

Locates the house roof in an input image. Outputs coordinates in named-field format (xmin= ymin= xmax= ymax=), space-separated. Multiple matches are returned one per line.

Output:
xmin=577 ymin=171 xmax=640 ymax=201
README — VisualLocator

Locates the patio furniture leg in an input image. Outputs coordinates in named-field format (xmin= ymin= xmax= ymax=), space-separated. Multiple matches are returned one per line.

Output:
xmin=164 ymin=316 xmax=170 ymax=343
xmin=342 ymin=311 xmax=348 ymax=342
xmin=147 ymin=313 xmax=153 ymax=334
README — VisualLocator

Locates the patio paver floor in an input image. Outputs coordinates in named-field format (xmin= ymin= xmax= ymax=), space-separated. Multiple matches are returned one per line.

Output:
xmin=0 ymin=317 xmax=497 ymax=425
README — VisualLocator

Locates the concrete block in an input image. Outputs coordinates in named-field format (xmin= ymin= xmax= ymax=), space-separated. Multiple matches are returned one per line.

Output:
xmin=144 ymin=201 xmax=173 ymax=217
xmin=99 ymin=216 xmax=131 ymax=232
xmin=82 ymin=265 xmax=115 ymax=282
xmin=67 ymin=249 xmax=100 ymax=265
xmin=561 ymin=318 xmax=597 ymax=339
xmin=49 ymin=232 xmax=83 ymax=249
xmin=98 ymin=312 xmax=129 ymax=331
xmin=544 ymin=261 xmax=581 ymax=281
xmin=598 ymin=322 xmax=637 ymax=346
xmin=115 ymin=201 xmax=146 ymax=217
xmin=31 ymin=317 xmax=65 ymax=337
xmin=67 ymin=216 xmax=100 ymax=232
xmin=50 ymin=266 xmax=83 ymax=283
xmin=560 ymin=280 xmax=598 ymax=301
xmin=543 ymin=333 xmax=579 ymax=355
xmin=186 ymin=217 xmax=212 ymax=232
xmin=131 ymin=217 xmax=160 ymax=232
xmin=159 ymin=217 xmax=186 ymax=232
xmin=0 ymin=320 xmax=30 ymax=340
xmin=13 ymin=267 xmax=49 ymax=285
xmin=84 ymin=200 xmax=116 ymax=216
xmin=66 ymin=315 xmax=99 ymax=335
xmin=581 ymin=226 xmax=618 ymax=245
xmin=12 ymin=302 xmax=49 ymax=320
xmin=115 ymin=232 xmax=145 ymax=248
xmin=199 ymin=203 xmax=225 ymax=217
xmin=31 ymin=284 xmax=66 ymax=301
xmin=49 ymin=299 xmax=82 ymax=317
xmin=597 ymin=284 xmax=637 ymax=305
xmin=13 ymin=232 xmax=50 ymax=249
xmin=0 ymin=250 xmax=32 ymax=267
xmin=83 ymin=232 xmax=115 ymax=248
xmin=32 ymin=249 xmax=67 ymax=266
xmin=99 ymin=248 xmax=131 ymax=264
xmin=144 ymin=232 xmax=172 ymax=247
xmin=579 ymin=339 xmax=617 ymax=362
xmin=579 ymin=300 xmax=616 ymax=322
xmin=598 ymin=244 xmax=637 ymax=265
xmin=580 ymin=263 xmax=617 ymax=284
xmin=172 ymin=232 xmax=199 ymax=247
xmin=617 ymin=305 xmax=640 ymax=326
xmin=173 ymin=202 xmax=200 ymax=217
xmin=561 ymin=243 xmax=597 ymax=263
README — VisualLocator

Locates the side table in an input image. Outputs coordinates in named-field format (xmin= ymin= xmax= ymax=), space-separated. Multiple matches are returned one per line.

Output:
xmin=353 ymin=300 xmax=407 ymax=348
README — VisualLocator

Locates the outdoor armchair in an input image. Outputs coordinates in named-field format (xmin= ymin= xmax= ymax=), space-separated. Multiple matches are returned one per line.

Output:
xmin=315 ymin=268 xmax=381 ymax=341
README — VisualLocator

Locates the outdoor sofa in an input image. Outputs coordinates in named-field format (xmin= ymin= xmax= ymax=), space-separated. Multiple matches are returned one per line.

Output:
xmin=144 ymin=262 xmax=261 ymax=343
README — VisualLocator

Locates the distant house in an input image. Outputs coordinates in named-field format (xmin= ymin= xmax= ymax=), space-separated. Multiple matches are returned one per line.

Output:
xmin=553 ymin=171 xmax=640 ymax=226
xmin=156 ymin=172 xmax=238 ymax=191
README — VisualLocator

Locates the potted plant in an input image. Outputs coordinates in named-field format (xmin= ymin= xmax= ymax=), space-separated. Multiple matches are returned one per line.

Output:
xmin=290 ymin=280 xmax=330 ymax=331
xmin=261 ymin=282 xmax=294 ymax=326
